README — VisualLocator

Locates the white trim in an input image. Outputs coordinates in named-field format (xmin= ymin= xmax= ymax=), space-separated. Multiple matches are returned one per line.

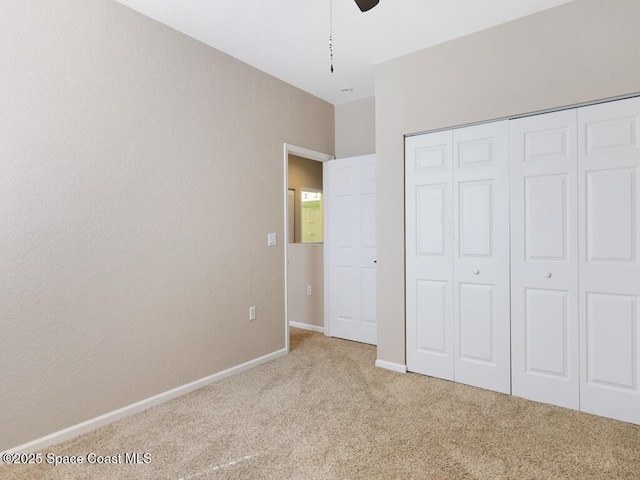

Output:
xmin=289 ymin=321 xmax=325 ymax=334
xmin=286 ymin=144 xmax=333 ymax=163
xmin=375 ymin=359 xmax=407 ymax=373
xmin=322 ymin=161 xmax=330 ymax=336
xmin=283 ymin=143 xmax=334 ymax=352
xmin=3 ymin=348 xmax=286 ymax=455
xmin=283 ymin=144 xmax=290 ymax=353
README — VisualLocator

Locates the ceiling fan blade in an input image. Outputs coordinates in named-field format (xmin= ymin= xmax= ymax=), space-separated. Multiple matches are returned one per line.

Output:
xmin=354 ymin=0 xmax=379 ymax=12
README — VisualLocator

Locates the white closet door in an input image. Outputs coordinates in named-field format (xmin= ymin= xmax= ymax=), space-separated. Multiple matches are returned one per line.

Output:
xmin=327 ymin=154 xmax=377 ymax=345
xmin=453 ymin=121 xmax=511 ymax=394
xmin=510 ymin=110 xmax=580 ymax=409
xmin=406 ymin=131 xmax=455 ymax=379
xmin=578 ymin=97 xmax=640 ymax=424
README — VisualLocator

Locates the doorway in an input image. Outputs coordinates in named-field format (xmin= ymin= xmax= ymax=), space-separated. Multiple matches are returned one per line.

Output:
xmin=283 ymin=144 xmax=333 ymax=353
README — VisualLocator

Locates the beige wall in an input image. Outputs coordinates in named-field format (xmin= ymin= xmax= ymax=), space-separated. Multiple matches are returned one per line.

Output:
xmin=375 ymin=0 xmax=640 ymax=365
xmin=335 ymin=96 xmax=376 ymax=158
xmin=287 ymin=244 xmax=324 ymax=329
xmin=0 ymin=0 xmax=333 ymax=450
xmin=287 ymin=155 xmax=323 ymax=243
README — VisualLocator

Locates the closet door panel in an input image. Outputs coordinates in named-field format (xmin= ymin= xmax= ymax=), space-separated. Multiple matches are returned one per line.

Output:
xmin=453 ymin=121 xmax=511 ymax=394
xmin=524 ymin=288 xmax=569 ymax=377
xmin=459 ymin=181 xmax=494 ymax=257
xmin=510 ymin=109 xmax=580 ymax=410
xmin=525 ymin=174 xmax=567 ymax=260
xmin=579 ymin=97 xmax=640 ymax=425
xmin=586 ymin=169 xmax=635 ymax=262
xmin=459 ymin=283 xmax=494 ymax=363
xmin=586 ymin=293 xmax=636 ymax=389
xmin=406 ymin=131 xmax=455 ymax=380
xmin=416 ymin=280 xmax=447 ymax=354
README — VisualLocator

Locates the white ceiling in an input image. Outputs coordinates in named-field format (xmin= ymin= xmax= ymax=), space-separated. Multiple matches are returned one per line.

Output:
xmin=114 ymin=0 xmax=573 ymax=105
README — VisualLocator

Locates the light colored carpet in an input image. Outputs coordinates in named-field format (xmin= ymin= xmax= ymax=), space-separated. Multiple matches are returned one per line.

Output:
xmin=3 ymin=328 xmax=640 ymax=479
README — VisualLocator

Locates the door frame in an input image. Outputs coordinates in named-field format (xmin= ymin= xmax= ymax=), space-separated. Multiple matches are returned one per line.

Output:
xmin=283 ymin=144 xmax=333 ymax=353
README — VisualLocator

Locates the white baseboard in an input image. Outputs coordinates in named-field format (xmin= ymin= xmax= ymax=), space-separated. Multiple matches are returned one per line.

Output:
xmin=375 ymin=359 xmax=407 ymax=373
xmin=4 ymin=348 xmax=287 ymax=455
xmin=289 ymin=321 xmax=324 ymax=334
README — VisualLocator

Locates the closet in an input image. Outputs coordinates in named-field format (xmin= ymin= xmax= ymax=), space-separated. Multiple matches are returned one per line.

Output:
xmin=406 ymin=96 xmax=640 ymax=425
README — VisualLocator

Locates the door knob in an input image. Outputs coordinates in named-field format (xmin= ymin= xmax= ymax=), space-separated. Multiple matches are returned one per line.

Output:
xmin=545 ymin=272 xmax=552 ymax=278
xmin=474 ymin=269 xmax=480 ymax=275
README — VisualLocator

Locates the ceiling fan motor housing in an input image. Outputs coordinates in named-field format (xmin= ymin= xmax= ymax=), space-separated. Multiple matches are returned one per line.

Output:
xmin=355 ymin=0 xmax=380 ymax=13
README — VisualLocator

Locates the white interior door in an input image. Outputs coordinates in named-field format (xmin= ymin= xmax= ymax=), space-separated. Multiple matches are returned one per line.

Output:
xmin=453 ymin=121 xmax=511 ymax=394
xmin=406 ymin=131 xmax=455 ymax=380
xmin=510 ymin=109 xmax=580 ymax=409
xmin=578 ymin=97 xmax=640 ymax=424
xmin=326 ymin=154 xmax=377 ymax=345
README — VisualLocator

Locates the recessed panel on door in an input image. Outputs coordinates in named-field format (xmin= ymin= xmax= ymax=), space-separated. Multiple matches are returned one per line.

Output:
xmin=416 ymin=280 xmax=447 ymax=354
xmin=525 ymin=128 xmax=568 ymax=161
xmin=525 ymin=175 xmax=567 ymax=260
xmin=337 ymin=196 xmax=353 ymax=248
xmin=417 ymin=185 xmax=446 ymax=256
xmin=361 ymin=193 xmax=376 ymax=249
xmin=336 ymin=267 xmax=354 ymax=322
xmin=459 ymin=181 xmax=493 ymax=257
xmin=361 ymin=267 xmax=376 ymax=325
xmin=414 ymin=185 xmax=446 ymax=255
xmin=525 ymin=288 xmax=568 ymax=378
xmin=459 ymin=283 xmax=494 ymax=364
xmin=586 ymin=117 xmax=637 ymax=153
xmin=337 ymin=166 xmax=353 ymax=185
xmin=586 ymin=169 xmax=636 ymax=263
xmin=458 ymin=138 xmax=493 ymax=168
xmin=586 ymin=293 xmax=637 ymax=390
xmin=416 ymin=145 xmax=447 ymax=171
xmin=361 ymin=164 xmax=375 ymax=183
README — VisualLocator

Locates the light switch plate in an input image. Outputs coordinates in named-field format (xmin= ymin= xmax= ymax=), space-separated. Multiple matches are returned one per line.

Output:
xmin=267 ymin=233 xmax=277 ymax=246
